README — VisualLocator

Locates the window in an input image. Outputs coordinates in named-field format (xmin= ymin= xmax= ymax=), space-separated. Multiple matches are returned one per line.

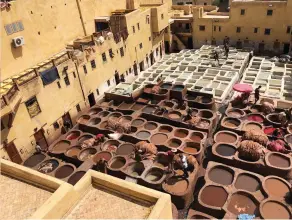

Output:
xmin=57 ymin=81 xmax=61 ymax=89
xmin=267 ymin=10 xmax=273 ymax=16
xmin=1 ymin=121 xmax=5 ymax=130
xmin=219 ymin=26 xmax=221 ymax=32
xmin=132 ymin=26 xmax=135 ymax=33
xmin=107 ymin=80 xmax=111 ymax=87
xmin=146 ymin=15 xmax=150 ymax=24
xmin=240 ymin=9 xmax=245 ymax=15
xmin=120 ymin=47 xmax=124 ymax=57
xmin=76 ymin=104 xmax=81 ymax=112
xmin=236 ymin=27 xmax=241 ymax=33
xmin=137 ymin=23 xmax=140 ymax=30
xmin=64 ymin=75 xmax=70 ymax=86
xmin=287 ymin=26 xmax=291 ymax=34
xmin=25 ymin=96 xmax=41 ymax=118
xmin=149 ymin=36 xmax=151 ymax=41
xmin=4 ymin=21 xmax=24 ymax=35
xmin=53 ymin=122 xmax=59 ymax=130
xmin=199 ymin=25 xmax=205 ymax=31
xmin=264 ymin=28 xmax=271 ymax=35
xmin=73 ymin=72 xmax=76 ymax=78
xmin=109 ymin=49 xmax=114 ymax=58
xmin=186 ymin=23 xmax=190 ymax=30
xmin=161 ymin=14 xmax=164 ymax=19
xmin=102 ymin=52 xmax=107 ymax=62
xmin=139 ymin=43 xmax=143 ymax=49
xmin=254 ymin=28 xmax=258 ymax=33
xmin=83 ymin=65 xmax=87 ymax=74
xmin=96 ymin=89 xmax=100 ymax=96
xmin=90 ymin=60 xmax=96 ymax=69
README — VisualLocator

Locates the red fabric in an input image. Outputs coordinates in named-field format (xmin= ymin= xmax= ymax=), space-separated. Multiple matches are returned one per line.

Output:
xmin=233 ymin=83 xmax=253 ymax=93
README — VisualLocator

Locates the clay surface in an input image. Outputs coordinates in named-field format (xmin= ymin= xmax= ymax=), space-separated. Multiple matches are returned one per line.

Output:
xmin=200 ymin=185 xmax=228 ymax=207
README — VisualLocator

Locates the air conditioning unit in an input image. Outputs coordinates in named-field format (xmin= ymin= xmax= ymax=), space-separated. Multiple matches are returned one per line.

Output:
xmin=12 ymin=36 xmax=25 ymax=47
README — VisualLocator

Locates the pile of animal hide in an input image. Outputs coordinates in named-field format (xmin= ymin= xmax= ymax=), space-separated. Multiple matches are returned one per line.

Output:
xmin=135 ymin=141 xmax=157 ymax=160
xmin=242 ymin=129 xmax=269 ymax=146
xmin=238 ymin=140 xmax=265 ymax=161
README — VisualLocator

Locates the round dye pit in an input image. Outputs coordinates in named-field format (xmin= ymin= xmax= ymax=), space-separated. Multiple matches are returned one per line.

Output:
xmin=131 ymin=119 xmax=145 ymax=127
xmin=38 ymin=159 xmax=59 ymax=174
xmin=154 ymin=153 xmax=169 ymax=168
xmin=172 ymin=85 xmax=184 ymax=91
xmin=158 ymin=89 xmax=168 ymax=95
xmin=78 ymin=148 xmax=97 ymax=161
xmin=200 ymin=185 xmax=228 ymax=207
xmin=119 ymin=116 xmax=132 ymax=123
xmin=159 ymin=125 xmax=173 ymax=133
xmin=174 ymin=129 xmax=189 ymax=138
xmin=162 ymin=101 xmax=174 ymax=108
xmin=215 ymin=144 xmax=236 ymax=157
xmin=167 ymin=111 xmax=181 ymax=120
xmin=55 ymin=165 xmax=74 ymax=179
xmin=200 ymin=96 xmax=212 ymax=104
xmin=223 ymin=118 xmax=241 ymax=129
xmin=131 ymin=103 xmax=144 ymax=110
xmin=65 ymin=146 xmax=82 ymax=158
xmin=266 ymin=113 xmax=283 ymax=125
xmin=235 ymin=174 xmax=260 ymax=192
xmin=183 ymin=142 xmax=200 ymax=154
xmin=226 ymin=108 xmax=245 ymax=118
xmin=190 ymin=132 xmax=204 ymax=143
xmin=144 ymin=122 xmax=158 ymax=130
xmin=126 ymin=162 xmax=145 ymax=177
xmin=102 ymin=140 xmax=120 ymax=152
xmin=116 ymin=143 xmax=135 ymax=156
xmin=250 ymin=105 xmax=261 ymax=113
xmin=227 ymin=192 xmax=258 ymax=215
xmin=285 ymin=134 xmax=292 ymax=145
xmin=161 ymin=83 xmax=172 ymax=89
xmin=88 ymin=108 xmax=102 ymax=115
xmin=214 ymin=131 xmax=237 ymax=144
xmin=142 ymin=106 xmax=156 ymax=114
xmin=145 ymin=168 xmax=164 ymax=182
xmin=268 ymin=153 xmax=291 ymax=168
xmin=51 ymin=140 xmax=71 ymax=154
xmin=78 ymin=135 xmax=94 ymax=143
xmin=247 ymin=114 xmax=264 ymax=123
xmin=110 ymin=157 xmax=126 ymax=169
xmin=88 ymin=117 xmax=101 ymax=126
xmin=68 ymin=171 xmax=86 ymax=185
xmin=198 ymin=110 xmax=213 ymax=119
xmin=197 ymin=120 xmax=210 ymax=129
xmin=92 ymin=151 xmax=112 ymax=163
xmin=164 ymin=177 xmax=189 ymax=194
xmin=23 ymin=153 xmax=46 ymax=168
xmin=208 ymin=166 xmax=234 ymax=185
xmin=261 ymin=201 xmax=291 ymax=219
xmin=108 ymin=112 xmax=122 ymax=120
xmin=99 ymin=121 xmax=108 ymax=129
xmin=66 ymin=131 xmax=81 ymax=140
xmin=97 ymin=111 xmax=110 ymax=118
xmin=168 ymin=138 xmax=182 ymax=148
xmin=77 ymin=115 xmax=90 ymax=124
xmin=119 ymin=102 xmax=133 ymax=109
xmin=150 ymin=133 xmax=168 ymax=145
xmin=288 ymin=124 xmax=292 ymax=134
xmin=136 ymin=130 xmax=151 ymax=139
xmin=243 ymin=122 xmax=262 ymax=131
xmin=264 ymin=177 xmax=290 ymax=198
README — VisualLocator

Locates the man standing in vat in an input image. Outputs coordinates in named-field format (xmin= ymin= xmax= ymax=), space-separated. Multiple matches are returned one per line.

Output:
xmin=179 ymin=154 xmax=189 ymax=178
xmin=97 ymin=158 xmax=108 ymax=174
xmin=35 ymin=142 xmax=42 ymax=154
xmin=166 ymin=148 xmax=177 ymax=174
xmin=254 ymin=86 xmax=261 ymax=104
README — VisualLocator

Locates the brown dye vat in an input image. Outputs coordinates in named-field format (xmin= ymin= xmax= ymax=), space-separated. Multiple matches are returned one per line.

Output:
xmin=126 ymin=162 xmax=145 ymax=177
xmin=265 ymin=177 xmax=290 ymax=197
xmin=150 ymin=133 xmax=168 ymax=145
xmin=92 ymin=151 xmax=112 ymax=163
xmin=99 ymin=121 xmax=108 ymax=129
xmin=108 ymin=112 xmax=122 ymax=120
xmin=162 ymin=101 xmax=175 ymax=108
xmin=167 ymin=111 xmax=181 ymax=120
xmin=154 ymin=153 xmax=169 ymax=168
xmin=159 ymin=125 xmax=173 ymax=133
xmin=119 ymin=116 xmax=132 ymax=123
xmin=244 ymin=122 xmax=262 ymax=131
xmin=68 ymin=171 xmax=86 ymax=185
xmin=51 ymin=140 xmax=71 ymax=154
xmin=88 ymin=117 xmax=101 ymax=126
xmin=38 ymin=159 xmax=59 ymax=174
xmin=215 ymin=144 xmax=236 ymax=157
xmin=185 ymin=94 xmax=196 ymax=100
xmin=268 ymin=153 xmax=290 ymax=168
xmin=131 ymin=119 xmax=145 ymax=127
xmin=77 ymin=115 xmax=90 ymax=124
xmin=215 ymin=131 xmax=237 ymax=144
xmin=223 ymin=118 xmax=241 ymax=128
xmin=66 ymin=131 xmax=81 ymax=140
xmin=78 ymin=135 xmax=93 ymax=143
xmin=235 ymin=174 xmax=260 ymax=192
xmin=116 ymin=143 xmax=135 ymax=156
xmin=164 ymin=177 xmax=189 ymax=194
xmin=227 ymin=193 xmax=258 ymax=215
xmin=78 ymin=148 xmax=97 ymax=161
xmin=145 ymin=168 xmax=164 ymax=182
xmin=198 ymin=110 xmax=213 ymax=119
xmin=100 ymin=100 xmax=111 ymax=107
xmin=131 ymin=103 xmax=144 ymax=110
xmin=23 ymin=153 xmax=46 ymax=168
xmin=183 ymin=142 xmax=200 ymax=154
xmin=110 ymin=157 xmax=126 ymax=169
xmin=285 ymin=134 xmax=292 ymax=145
xmin=88 ymin=107 xmax=102 ymax=115
xmin=267 ymin=113 xmax=282 ymax=124
xmin=174 ymin=129 xmax=189 ymax=138
xmin=136 ymin=130 xmax=151 ymax=139
xmin=55 ymin=165 xmax=74 ymax=179
xmin=102 ymin=140 xmax=120 ymax=152
xmin=208 ymin=166 xmax=234 ymax=185
xmin=97 ymin=111 xmax=110 ymax=118
xmin=168 ymin=138 xmax=182 ymax=148
xmin=66 ymin=146 xmax=82 ymax=158
xmin=119 ymin=102 xmax=134 ymax=109
xmin=189 ymin=132 xmax=204 ymax=143
xmin=227 ymin=108 xmax=245 ymax=118
xmin=142 ymin=106 xmax=156 ymax=114
xmin=261 ymin=201 xmax=291 ymax=219
xmin=144 ymin=122 xmax=158 ymax=130
xmin=200 ymin=185 xmax=228 ymax=207
xmin=197 ymin=120 xmax=210 ymax=129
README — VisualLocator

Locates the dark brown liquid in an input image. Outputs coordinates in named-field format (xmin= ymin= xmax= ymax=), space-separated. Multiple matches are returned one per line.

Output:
xmin=227 ymin=193 xmax=257 ymax=215
xmin=209 ymin=167 xmax=233 ymax=185
xmin=215 ymin=132 xmax=237 ymax=143
xmin=200 ymin=185 xmax=228 ymax=207
xmin=131 ymin=119 xmax=144 ymax=127
xmin=168 ymin=113 xmax=180 ymax=119
xmin=262 ymin=201 xmax=290 ymax=219
xmin=119 ymin=102 xmax=133 ymax=109
xmin=183 ymin=146 xmax=198 ymax=154
xmin=169 ymin=139 xmax=181 ymax=148
xmin=52 ymin=141 xmax=70 ymax=153
xmin=55 ymin=165 xmax=74 ymax=179
xmin=159 ymin=126 xmax=172 ymax=133
xmin=215 ymin=144 xmax=236 ymax=157
xmin=164 ymin=177 xmax=188 ymax=194
xmin=23 ymin=154 xmax=46 ymax=167
xmin=68 ymin=171 xmax=86 ymax=185
xmin=190 ymin=134 xmax=203 ymax=142
xmin=224 ymin=119 xmax=240 ymax=128
xmin=66 ymin=147 xmax=81 ymax=158
xmin=116 ymin=144 xmax=134 ymax=156
xmin=110 ymin=158 xmax=126 ymax=169
xmin=269 ymin=154 xmax=290 ymax=168
xmin=144 ymin=122 xmax=157 ymax=130
xmin=175 ymin=129 xmax=188 ymax=138
xmin=93 ymin=152 xmax=112 ymax=163
xmin=235 ymin=174 xmax=260 ymax=192
xmin=136 ymin=131 xmax=151 ymax=139
xmin=265 ymin=178 xmax=290 ymax=197
xmin=150 ymin=133 xmax=168 ymax=145
xmin=142 ymin=106 xmax=155 ymax=113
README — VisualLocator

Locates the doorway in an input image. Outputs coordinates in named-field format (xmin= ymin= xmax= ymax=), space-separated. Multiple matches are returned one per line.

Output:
xmin=160 ymin=45 xmax=163 ymax=57
xmin=62 ymin=112 xmax=72 ymax=129
xmin=165 ymin=41 xmax=170 ymax=53
xmin=139 ymin=61 xmax=144 ymax=72
xmin=283 ymin=43 xmax=290 ymax=54
xmin=259 ymin=43 xmax=265 ymax=54
xmin=133 ymin=63 xmax=138 ymax=76
xmin=188 ymin=37 xmax=193 ymax=48
xmin=150 ymin=52 xmax=154 ymax=65
xmin=88 ymin=92 xmax=96 ymax=107
xmin=4 ymin=141 xmax=22 ymax=164
xmin=34 ymin=129 xmax=48 ymax=151
xmin=114 ymin=72 xmax=120 ymax=85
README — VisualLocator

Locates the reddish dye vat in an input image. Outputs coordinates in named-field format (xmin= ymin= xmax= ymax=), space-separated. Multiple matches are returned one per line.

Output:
xmin=264 ymin=127 xmax=284 ymax=138
xmin=247 ymin=115 xmax=264 ymax=123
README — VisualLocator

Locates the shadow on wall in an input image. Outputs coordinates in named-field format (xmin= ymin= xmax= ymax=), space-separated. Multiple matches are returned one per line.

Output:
xmin=11 ymin=42 xmax=23 ymax=59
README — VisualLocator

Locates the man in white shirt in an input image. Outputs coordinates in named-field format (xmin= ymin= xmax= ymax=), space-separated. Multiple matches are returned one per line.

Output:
xmin=35 ymin=142 xmax=42 ymax=153
xmin=180 ymin=154 xmax=189 ymax=178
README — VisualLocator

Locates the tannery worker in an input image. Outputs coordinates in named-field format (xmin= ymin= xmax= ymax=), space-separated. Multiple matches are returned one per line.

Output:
xmin=166 ymin=148 xmax=177 ymax=174
xmin=35 ymin=142 xmax=42 ymax=154
xmin=254 ymin=86 xmax=261 ymax=104
xmin=180 ymin=154 xmax=189 ymax=178
xmin=97 ymin=158 xmax=108 ymax=174
xmin=134 ymin=149 xmax=143 ymax=162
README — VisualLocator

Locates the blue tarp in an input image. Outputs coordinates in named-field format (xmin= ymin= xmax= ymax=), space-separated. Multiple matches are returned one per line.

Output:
xmin=40 ymin=67 xmax=60 ymax=85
